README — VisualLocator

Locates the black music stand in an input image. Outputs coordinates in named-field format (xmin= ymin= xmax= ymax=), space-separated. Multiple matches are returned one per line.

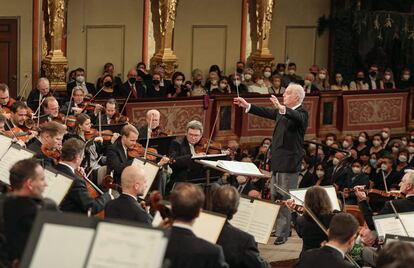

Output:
xmin=139 ymin=136 xmax=176 ymax=156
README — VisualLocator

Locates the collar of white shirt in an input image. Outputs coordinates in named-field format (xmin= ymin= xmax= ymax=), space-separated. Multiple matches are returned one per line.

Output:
xmin=172 ymin=222 xmax=193 ymax=232
xmin=325 ymin=244 xmax=345 ymax=259
xmin=123 ymin=192 xmax=138 ymax=201
xmin=59 ymin=162 xmax=75 ymax=175
xmin=291 ymin=103 xmax=301 ymax=110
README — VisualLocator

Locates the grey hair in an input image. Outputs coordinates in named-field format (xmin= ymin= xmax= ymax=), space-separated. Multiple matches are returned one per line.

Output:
xmin=37 ymin=77 xmax=50 ymax=87
xmin=288 ymin=83 xmax=305 ymax=104
xmin=186 ymin=120 xmax=203 ymax=134
xmin=405 ymin=170 xmax=414 ymax=184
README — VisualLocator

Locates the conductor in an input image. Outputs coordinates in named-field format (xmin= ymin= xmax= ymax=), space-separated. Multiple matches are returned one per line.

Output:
xmin=233 ymin=83 xmax=308 ymax=245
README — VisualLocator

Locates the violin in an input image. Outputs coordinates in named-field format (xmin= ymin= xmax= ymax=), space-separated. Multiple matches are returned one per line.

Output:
xmin=40 ymin=144 xmax=61 ymax=165
xmin=194 ymin=137 xmax=223 ymax=154
xmin=84 ymin=128 xmax=114 ymax=141
xmin=150 ymin=191 xmax=172 ymax=221
xmin=0 ymin=98 xmax=16 ymax=115
xmin=3 ymin=127 xmax=33 ymax=143
xmin=75 ymin=167 xmax=105 ymax=219
xmin=348 ymin=187 xmax=405 ymax=200
xmin=113 ymin=112 xmax=129 ymax=124
xmin=65 ymin=115 xmax=77 ymax=128
xmin=127 ymin=143 xmax=158 ymax=161
xmin=101 ymin=175 xmax=122 ymax=192
xmin=151 ymin=126 xmax=170 ymax=138
xmin=275 ymin=199 xmax=305 ymax=214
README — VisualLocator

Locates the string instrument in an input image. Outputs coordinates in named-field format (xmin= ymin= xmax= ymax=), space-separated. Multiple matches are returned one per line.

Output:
xmin=275 ymin=200 xmax=305 ymax=214
xmin=40 ymin=144 xmax=61 ymax=165
xmin=151 ymin=126 xmax=170 ymax=138
xmin=101 ymin=175 xmax=122 ymax=192
xmin=344 ymin=187 xmax=405 ymax=200
xmin=194 ymin=137 xmax=223 ymax=154
xmin=113 ymin=111 xmax=129 ymax=124
xmin=84 ymin=128 xmax=114 ymax=141
xmin=65 ymin=115 xmax=77 ymax=128
xmin=150 ymin=191 xmax=172 ymax=222
xmin=3 ymin=127 xmax=33 ymax=143
xmin=127 ymin=143 xmax=158 ymax=162
xmin=51 ymin=113 xmax=67 ymax=124
xmin=75 ymin=167 xmax=105 ymax=219
xmin=0 ymin=98 xmax=16 ymax=115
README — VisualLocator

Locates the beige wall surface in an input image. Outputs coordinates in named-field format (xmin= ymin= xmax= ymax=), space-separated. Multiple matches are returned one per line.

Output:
xmin=67 ymin=0 xmax=143 ymax=83
xmin=0 ymin=0 xmax=33 ymax=92
xmin=270 ymin=0 xmax=331 ymax=77
xmin=174 ymin=0 xmax=242 ymax=80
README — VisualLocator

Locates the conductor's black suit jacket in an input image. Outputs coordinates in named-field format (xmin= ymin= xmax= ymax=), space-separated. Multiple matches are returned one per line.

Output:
xmin=249 ymin=104 xmax=308 ymax=173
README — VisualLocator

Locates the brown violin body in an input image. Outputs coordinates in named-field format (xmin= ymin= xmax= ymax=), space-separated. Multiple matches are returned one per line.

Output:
xmin=194 ymin=137 xmax=222 ymax=154
xmin=3 ymin=127 xmax=32 ymax=143
xmin=40 ymin=144 xmax=61 ymax=165
xmin=151 ymin=126 xmax=171 ymax=138
xmin=127 ymin=143 xmax=158 ymax=161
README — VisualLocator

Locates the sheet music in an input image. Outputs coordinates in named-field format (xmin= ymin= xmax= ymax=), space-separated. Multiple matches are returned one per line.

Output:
xmin=152 ymin=211 xmax=226 ymax=244
xmin=289 ymin=186 xmax=341 ymax=211
xmin=374 ymin=216 xmax=407 ymax=238
xmin=399 ymin=213 xmax=414 ymax=235
xmin=132 ymin=158 xmax=160 ymax=198
xmin=42 ymin=169 xmax=73 ymax=204
xmin=230 ymin=197 xmax=280 ymax=244
xmin=198 ymin=159 xmax=265 ymax=177
xmin=0 ymin=146 xmax=34 ymax=185
xmin=0 ymin=134 xmax=13 ymax=159
xmin=86 ymin=222 xmax=168 ymax=268
xmin=191 ymin=153 xmax=227 ymax=159
xmin=29 ymin=223 xmax=95 ymax=268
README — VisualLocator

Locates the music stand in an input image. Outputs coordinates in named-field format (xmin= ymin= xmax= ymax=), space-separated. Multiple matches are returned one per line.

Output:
xmin=139 ymin=136 xmax=176 ymax=156
xmin=96 ymin=123 xmax=128 ymax=134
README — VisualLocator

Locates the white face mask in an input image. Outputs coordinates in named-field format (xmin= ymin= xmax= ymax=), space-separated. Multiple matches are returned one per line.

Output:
xmin=373 ymin=140 xmax=381 ymax=147
xmin=381 ymin=131 xmax=389 ymax=139
xmin=244 ymin=74 xmax=252 ymax=81
xmin=352 ymin=167 xmax=361 ymax=174
xmin=304 ymin=80 xmax=312 ymax=86
xmin=319 ymin=74 xmax=326 ymax=80
xmin=308 ymin=143 xmax=316 ymax=150
xmin=219 ymin=83 xmax=227 ymax=89
xmin=403 ymin=74 xmax=410 ymax=80
xmin=257 ymin=79 xmax=264 ymax=85
xmin=264 ymin=71 xmax=271 ymax=78
xmin=402 ymin=140 xmax=407 ymax=146
xmin=381 ymin=163 xmax=388 ymax=171
xmin=408 ymin=146 xmax=414 ymax=154
xmin=326 ymin=139 xmax=334 ymax=146
xmin=233 ymin=80 xmax=241 ymax=86
xmin=279 ymin=71 xmax=284 ymax=76
xmin=399 ymin=155 xmax=407 ymax=163
xmin=174 ymin=80 xmax=183 ymax=87
xmin=288 ymin=69 xmax=295 ymax=75
xmin=384 ymin=75 xmax=391 ymax=80
xmin=342 ymin=140 xmax=350 ymax=149
xmin=316 ymin=170 xmax=325 ymax=178
xmin=332 ymin=157 xmax=340 ymax=166
xmin=76 ymin=76 xmax=85 ymax=83
xmin=391 ymin=147 xmax=399 ymax=153
xmin=358 ymin=136 xmax=366 ymax=143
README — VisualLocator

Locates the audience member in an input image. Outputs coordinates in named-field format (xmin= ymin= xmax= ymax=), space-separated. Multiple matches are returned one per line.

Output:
xmin=67 ymin=67 xmax=95 ymax=97
xmin=95 ymin=62 xmax=123 ymax=91
xmin=268 ymin=74 xmax=285 ymax=94
xmin=248 ymin=72 xmax=268 ymax=94
xmin=367 ymin=64 xmax=382 ymax=90
xmin=330 ymin=73 xmax=348 ymax=91
xmin=146 ymin=73 xmax=167 ymax=98
xmin=119 ymin=68 xmax=146 ymax=99
xmin=315 ymin=67 xmax=330 ymax=91
xmin=282 ymin=63 xmax=302 ymax=87
xmin=95 ymin=74 xmax=117 ymax=99
xmin=167 ymin=71 xmax=190 ymax=97
xmin=381 ymin=68 xmax=396 ymax=89
xmin=191 ymin=69 xmax=207 ymax=96
xmin=396 ymin=67 xmax=413 ymax=89
xmin=349 ymin=71 xmax=369 ymax=90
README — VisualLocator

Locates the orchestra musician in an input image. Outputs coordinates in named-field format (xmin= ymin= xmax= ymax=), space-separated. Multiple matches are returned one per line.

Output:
xmin=104 ymin=165 xmax=152 ymax=224
xmin=57 ymin=138 xmax=113 ymax=214
xmin=60 ymin=86 xmax=89 ymax=116
xmin=3 ymin=159 xmax=58 ymax=262
xmin=138 ymin=109 xmax=163 ymax=140
xmin=26 ymin=78 xmax=52 ymax=112
xmin=41 ymin=96 xmax=61 ymax=122
xmin=0 ymin=83 xmax=16 ymax=119
xmin=5 ymin=101 xmax=34 ymax=131
xmin=92 ymin=98 xmax=118 ymax=125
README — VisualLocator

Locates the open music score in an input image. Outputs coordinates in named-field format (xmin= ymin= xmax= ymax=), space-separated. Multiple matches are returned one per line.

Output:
xmin=0 ymin=135 xmax=35 ymax=185
xmin=198 ymin=160 xmax=269 ymax=178
xmin=152 ymin=210 xmax=226 ymax=244
xmin=42 ymin=168 xmax=74 ymax=205
xmin=229 ymin=197 xmax=280 ymax=244
xmin=290 ymin=186 xmax=341 ymax=211
xmin=374 ymin=212 xmax=414 ymax=239
xmin=132 ymin=157 xmax=160 ymax=198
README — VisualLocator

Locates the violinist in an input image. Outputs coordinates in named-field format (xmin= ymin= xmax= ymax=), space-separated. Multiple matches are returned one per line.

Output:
xmin=26 ymin=78 xmax=52 ymax=112
xmin=355 ymin=170 xmax=414 ymax=231
xmin=66 ymin=67 xmax=96 ymax=97
xmin=343 ymin=159 xmax=370 ymax=205
xmin=26 ymin=121 xmax=66 ymax=167
xmin=92 ymin=98 xmax=117 ymax=125
xmin=137 ymin=109 xmax=163 ymax=140
xmin=57 ymin=138 xmax=113 ymax=215
xmin=0 ymin=83 xmax=15 ymax=119
xmin=4 ymin=101 xmax=37 ymax=143
xmin=37 ymin=96 xmax=65 ymax=126
xmin=60 ymin=87 xmax=89 ymax=116
xmin=105 ymin=165 xmax=152 ymax=225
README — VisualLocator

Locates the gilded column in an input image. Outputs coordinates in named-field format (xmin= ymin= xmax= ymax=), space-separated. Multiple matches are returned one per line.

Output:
xmin=247 ymin=0 xmax=275 ymax=71
xmin=150 ymin=0 xmax=179 ymax=79
xmin=41 ymin=0 xmax=68 ymax=91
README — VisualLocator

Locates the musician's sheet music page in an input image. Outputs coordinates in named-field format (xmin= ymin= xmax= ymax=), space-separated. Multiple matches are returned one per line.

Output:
xmin=0 ymin=135 xmax=12 ymax=159
xmin=86 ymin=222 xmax=167 ymax=268
xmin=230 ymin=198 xmax=280 ymax=244
xmin=42 ymin=169 xmax=73 ymax=204
xmin=373 ymin=215 xmax=406 ymax=238
xmin=29 ymin=223 xmax=95 ymax=268
xmin=216 ymin=160 xmax=263 ymax=177
xmin=192 ymin=212 xmax=226 ymax=244
xmin=0 ymin=146 xmax=34 ymax=185
xmin=290 ymin=186 xmax=341 ymax=211
xmin=399 ymin=212 xmax=414 ymax=235
xmin=132 ymin=158 xmax=160 ymax=197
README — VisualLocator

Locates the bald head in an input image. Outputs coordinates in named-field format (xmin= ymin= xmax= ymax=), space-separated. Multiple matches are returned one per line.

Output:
xmin=146 ymin=109 xmax=160 ymax=129
xmin=121 ymin=165 xmax=147 ymax=196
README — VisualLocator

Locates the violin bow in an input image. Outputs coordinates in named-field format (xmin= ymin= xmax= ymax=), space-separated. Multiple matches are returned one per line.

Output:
xmin=205 ymin=111 xmax=220 ymax=155
xmin=143 ymin=113 xmax=153 ymax=163
xmin=273 ymin=184 xmax=361 ymax=268
xmin=80 ymin=87 xmax=104 ymax=114
xmin=4 ymin=120 xmax=20 ymax=142
xmin=64 ymin=87 xmax=76 ymax=126
xmin=119 ymin=89 xmax=133 ymax=116
xmin=18 ymin=73 xmax=32 ymax=101
xmin=98 ymin=110 xmax=102 ymax=137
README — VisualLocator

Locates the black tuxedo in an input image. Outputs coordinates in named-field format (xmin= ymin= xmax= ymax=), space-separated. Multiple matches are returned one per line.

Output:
xmin=359 ymin=195 xmax=414 ymax=230
xmin=26 ymin=90 xmax=46 ymax=112
xmin=106 ymin=139 xmax=133 ymax=184
xmin=248 ymin=105 xmax=308 ymax=173
xmin=372 ymin=169 xmax=401 ymax=191
xmin=168 ymin=137 xmax=200 ymax=184
xmin=119 ymin=81 xmax=145 ymax=99
xmin=216 ymin=221 xmax=268 ymax=268
xmin=91 ymin=112 xmax=112 ymax=125
xmin=105 ymin=193 xmax=152 ymax=224
xmin=164 ymin=226 xmax=228 ymax=268
xmin=26 ymin=138 xmax=55 ymax=168
xmin=327 ymin=163 xmax=352 ymax=191
xmin=137 ymin=124 xmax=150 ymax=140
xmin=66 ymin=81 xmax=96 ymax=98
xmin=345 ymin=173 xmax=370 ymax=205
xmin=56 ymin=163 xmax=111 ymax=214
xmin=295 ymin=245 xmax=354 ymax=268
xmin=3 ymin=196 xmax=58 ymax=260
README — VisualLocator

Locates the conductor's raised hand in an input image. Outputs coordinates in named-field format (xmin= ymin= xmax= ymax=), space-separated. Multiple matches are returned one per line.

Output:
xmin=270 ymin=95 xmax=283 ymax=110
xmin=233 ymin=97 xmax=249 ymax=109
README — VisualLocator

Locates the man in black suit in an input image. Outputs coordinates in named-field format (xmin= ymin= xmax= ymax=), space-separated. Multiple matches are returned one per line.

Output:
xmin=356 ymin=170 xmax=414 ymax=230
xmin=90 ymin=98 xmax=118 ymax=125
xmin=344 ymin=159 xmax=370 ymax=205
xmin=213 ymin=185 xmax=269 ymax=268
xmin=3 ymin=158 xmax=58 ymax=262
xmin=105 ymin=165 xmax=152 ymax=224
xmin=327 ymin=152 xmax=352 ymax=192
xmin=66 ymin=67 xmax=95 ymax=98
xmin=57 ymin=138 xmax=112 ymax=215
xmin=234 ymin=83 xmax=308 ymax=245
xmin=163 ymin=183 xmax=228 ymax=268
xmin=295 ymin=213 xmax=359 ymax=268
xmin=26 ymin=78 xmax=51 ymax=112
xmin=137 ymin=109 xmax=161 ymax=140
xmin=119 ymin=68 xmax=145 ymax=99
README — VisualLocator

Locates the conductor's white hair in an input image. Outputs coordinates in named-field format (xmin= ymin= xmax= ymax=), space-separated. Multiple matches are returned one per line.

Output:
xmin=405 ymin=169 xmax=414 ymax=184
xmin=288 ymin=83 xmax=305 ymax=104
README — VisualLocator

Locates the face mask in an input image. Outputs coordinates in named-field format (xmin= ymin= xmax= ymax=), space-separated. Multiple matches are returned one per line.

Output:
xmin=381 ymin=132 xmax=389 ymax=139
xmin=76 ymin=76 xmax=85 ymax=83
xmin=408 ymin=146 xmax=414 ymax=154
xmin=352 ymin=167 xmax=361 ymax=174
xmin=237 ymin=68 xmax=243 ymax=74
xmin=301 ymin=164 xmax=306 ymax=171
xmin=279 ymin=71 xmax=284 ymax=76
xmin=384 ymin=75 xmax=391 ymax=80
xmin=391 ymin=147 xmax=399 ymax=153
xmin=399 ymin=155 xmax=408 ymax=163
xmin=381 ymin=163 xmax=388 ymax=171
xmin=332 ymin=157 xmax=340 ymax=166
xmin=369 ymin=159 xmax=377 ymax=167
xmin=411 ymin=135 xmax=414 ymax=140
xmin=403 ymin=74 xmax=410 ymax=80
xmin=128 ymin=77 xmax=136 ymax=84
xmin=316 ymin=170 xmax=325 ymax=178
xmin=402 ymin=140 xmax=407 ymax=146
xmin=152 ymin=79 xmax=160 ymax=85
xmin=373 ymin=140 xmax=381 ymax=147
xmin=210 ymin=79 xmax=218 ymax=85
xmin=194 ymin=80 xmax=202 ymax=86
xmin=175 ymin=80 xmax=183 ymax=87
xmin=104 ymin=81 xmax=112 ymax=87
xmin=264 ymin=71 xmax=271 ymax=78
xmin=319 ymin=74 xmax=326 ymax=80
xmin=273 ymin=82 xmax=281 ymax=87
xmin=288 ymin=69 xmax=295 ymax=75
xmin=358 ymin=136 xmax=367 ymax=143
xmin=219 ymin=83 xmax=227 ymax=89
xmin=336 ymin=78 xmax=343 ymax=84
xmin=369 ymin=71 xmax=377 ymax=77
xmin=326 ymin=139 xmax=334 ymax=146
xmin=356 ymin=77 xmax=364 ymax=82
xmin=342 ymin=140 xmax=350 ymax=149
xmin=308 ymin=143 xmax=316 ymax=150
xmin=233 ymin=80 xmax=241 ymax=87
xmin=244 ymin=74 xmax=252 ymax=81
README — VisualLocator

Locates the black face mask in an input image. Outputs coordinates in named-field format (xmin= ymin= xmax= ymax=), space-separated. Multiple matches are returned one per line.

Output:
xmin=194 ymin=80 xmax=202 ymax=86
xmin=356 ymin=77 xmax=364 ymax=81
xmin=311 ymin=72 xmax=317 ymax=77
xmin=152 ymin=79 xmax=160 ymax=85
xmin=128 ymin=77 xmax=136 ymax=84
xmin=104 ymin=81 xmax=113 ymax=87
xmin=236 ymin=68 xmax=243 ymax=74
xmin=369 ymin=71 xmax=377 ymax=77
